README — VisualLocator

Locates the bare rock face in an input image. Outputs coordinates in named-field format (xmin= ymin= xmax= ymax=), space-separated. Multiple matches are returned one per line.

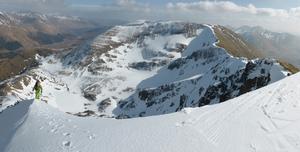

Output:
xmin=98 ymin=98 xmax=112 ymax=112
xmin=129 ymin=60 xmax=169 ymax=71
xmin=83 ymin=92 xmax=97 ymax=101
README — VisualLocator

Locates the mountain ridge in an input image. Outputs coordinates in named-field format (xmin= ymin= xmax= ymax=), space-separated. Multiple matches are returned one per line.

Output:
xmin=0 ymin=11 xmax=105 ymax=81
xmin=0 ymin=21 xmax=296 ymax=119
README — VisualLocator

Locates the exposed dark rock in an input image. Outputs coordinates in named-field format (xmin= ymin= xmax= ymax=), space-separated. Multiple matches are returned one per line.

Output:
xmin=88 ymin=64 xmax=112 ymax=74
xmin=129 ymin=60 xmax=168 ymax=71
xmin=74 ymin=110 xmax=96 ymax=117
xmin=122 ymin=87 xmax=134 ymax=92
xmin=98 ymin=98 xmax=112 ymax=112
xmin=83 ymin=92 xmax=97 ymax=101
xmin=176 ymin=95 xmax=188 ymax=111
xmin=167 ymin=43 xmax=187 ymax=53
xmin=116 ymin=114 xmax=130 ymax=119
xmin=168 ymin=58 xmax=187 ymax=70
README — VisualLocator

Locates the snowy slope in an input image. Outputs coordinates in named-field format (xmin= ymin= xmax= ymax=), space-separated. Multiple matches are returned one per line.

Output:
xmin=0 ymin=21 xmax=203 ymax=114
xmin=1 ymin=72 xmax=300 ymax=152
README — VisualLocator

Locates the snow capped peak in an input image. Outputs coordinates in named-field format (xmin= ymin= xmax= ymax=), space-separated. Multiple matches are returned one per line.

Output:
xmin=182 ymin=25 xmax=217 ymax=57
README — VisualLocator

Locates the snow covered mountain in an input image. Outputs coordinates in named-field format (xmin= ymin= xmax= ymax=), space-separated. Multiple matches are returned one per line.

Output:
xmin=1 ymin=67 xmax=300 ymax=152
xmin=0 ymin=21 xmax=296 ymax=119
xmin=235 ymin=25 xmax=300 ymax=68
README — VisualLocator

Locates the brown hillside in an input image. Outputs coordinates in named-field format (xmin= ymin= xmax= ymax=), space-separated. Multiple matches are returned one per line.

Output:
xmin=213 ymin=25 xmax=262 ymax=59
xmin=213 ymin=25 xmax=299 ymax=73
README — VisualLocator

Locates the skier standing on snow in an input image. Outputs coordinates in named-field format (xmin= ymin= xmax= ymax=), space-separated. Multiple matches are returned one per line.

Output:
xmin=33 ymin=80 xmax=43 ymax=100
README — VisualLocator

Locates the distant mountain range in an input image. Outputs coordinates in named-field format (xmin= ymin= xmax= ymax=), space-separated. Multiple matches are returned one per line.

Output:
xmin=0 ymin=11 xmax=105 ymax=81
xmin=234 ymin=25 xmax=300 ymax=68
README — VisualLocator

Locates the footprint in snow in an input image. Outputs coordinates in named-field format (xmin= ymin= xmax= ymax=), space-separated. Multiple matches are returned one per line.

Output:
xmin=181 ymin=108 xmax=193 ymax=114
xmin=88 ymin=134 xmax=96 ymax=140
xmin=175 ymin=119 xmax=196 ymax=127
xmin=62 ymin=141 xmax=71 ymax=147
xmin=175 ymin=121 xmax=186 ymax=127
xmin=50 ymin=128 xmax=58 ymax=133
xmin=48 ymin=121 xmax=54 ymax=125
xmin=63 ymin=132 xmax=71 ymax=137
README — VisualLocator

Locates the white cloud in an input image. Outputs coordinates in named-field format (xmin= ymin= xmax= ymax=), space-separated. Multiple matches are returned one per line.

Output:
xmin=116 ymin=0 xmax=136 ymax=7
xmin=1 ymin=0 xmax=300 ymax=35
xmin=166 ymin=1 xmax=295 ymax=18
xmin=290 ymin=7 xmax=300 ymax=17
xmin=115 ymin=0 xmax=150 ymax=12
xmin=0 ymin=0 xmax=64 ymax=6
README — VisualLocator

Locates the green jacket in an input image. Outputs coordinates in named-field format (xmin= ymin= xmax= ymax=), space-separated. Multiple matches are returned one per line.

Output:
xmin=33 ymin=83 xmax=43 ymax=93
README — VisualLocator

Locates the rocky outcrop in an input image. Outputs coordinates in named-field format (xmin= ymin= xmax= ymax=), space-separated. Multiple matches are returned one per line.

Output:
xmin=129 ymin=60 xmax=168 ymax=71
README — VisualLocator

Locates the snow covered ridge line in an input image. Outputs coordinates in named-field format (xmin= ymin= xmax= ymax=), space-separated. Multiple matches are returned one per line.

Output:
xmin=0 ymin=21 xmax=297 ymax=119
xmin=112 ymin=24 xmax=293 ymax=118
xmin=2 ymin=72 xmax=300 ymax=152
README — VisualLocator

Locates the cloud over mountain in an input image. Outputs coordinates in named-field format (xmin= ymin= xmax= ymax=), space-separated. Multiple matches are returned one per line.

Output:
xmin=166 ymin=1 xmax=300 ymax=18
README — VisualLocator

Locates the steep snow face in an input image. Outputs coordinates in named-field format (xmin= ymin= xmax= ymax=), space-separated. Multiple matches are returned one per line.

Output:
xmin=114 ymin=26 xmax=288 ymax=118
xmin=2 ymin=73 xmax=300 ymax=152
xmin=0 ymin=21 xmax=290 ymax=118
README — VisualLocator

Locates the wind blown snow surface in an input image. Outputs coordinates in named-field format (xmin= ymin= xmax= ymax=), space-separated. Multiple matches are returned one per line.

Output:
xmin=1 ymin=72 xmax=300 ymax=152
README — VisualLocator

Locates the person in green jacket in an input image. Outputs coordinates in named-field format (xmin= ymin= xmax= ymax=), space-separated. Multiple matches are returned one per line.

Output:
xmin=33 ymin=80 xmax=43 ymax=100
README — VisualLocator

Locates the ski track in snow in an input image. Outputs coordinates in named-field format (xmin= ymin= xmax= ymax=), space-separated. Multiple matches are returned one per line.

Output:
xmin=2 ymin=73 xmax=300 ymax=151
xmin=173 ymin=74 xmax=300 ymax=152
